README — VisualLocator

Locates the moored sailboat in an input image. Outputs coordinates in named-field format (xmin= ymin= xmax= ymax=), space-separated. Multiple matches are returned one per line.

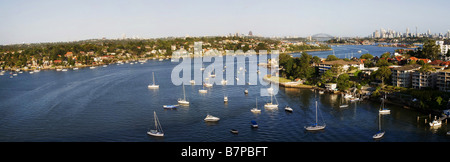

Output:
xmin=147 ymin=111 xmax=164 ymax=137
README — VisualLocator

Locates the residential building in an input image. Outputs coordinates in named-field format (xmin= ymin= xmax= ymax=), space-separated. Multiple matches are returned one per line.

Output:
xmin=391 ymin=64 xmax=421 ymax=88
xmin=318 ymin=60 xmax=364 ymax=75
xmin=412 ymin=70 xmax=438 ymax=89
xmin=437 ymin=69 xmax=450 ymax=92
xmin=436 ymin=41 xmax=450 ymax=61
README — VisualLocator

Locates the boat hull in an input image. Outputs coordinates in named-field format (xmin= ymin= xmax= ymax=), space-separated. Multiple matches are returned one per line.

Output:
xmin=305 ymin=125 xmax=326 ymax=131
xmin=147 ymin=130 xmax=164 ymax=137
xmin=373 ymin=131 xmax=385 ymax=139
xmin=148 ymin=85 xmax=159 ymax=89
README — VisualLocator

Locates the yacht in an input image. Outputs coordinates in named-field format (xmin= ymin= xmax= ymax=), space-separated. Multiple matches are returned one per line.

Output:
xmin=204 ymin=114 xmax=220 ymax=122
xmin=305 ymin=101 xmax=326 ymax=131
xmin=429 ymin=116 xmax=442 ymax=127
xmin=251 ymin=98 xmax=261 ymax=113
xmin=147 ymin=72 xmax=159 ymax=89
xmin=373 ymin=113 xmax=385 ymax=139
xmin=147 ymin=111 xmax=164 ymax=137
xmin=264 ymin=94 xmax=278 ymax=109
xmin=284 ymin=105 xmax=293 ymax=112
xmin=177 ymin=83 xmax=189 ymax=105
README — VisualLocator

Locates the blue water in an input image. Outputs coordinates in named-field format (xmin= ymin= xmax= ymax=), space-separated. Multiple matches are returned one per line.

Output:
xmin=0 ymin=49 xmax=449 ymax=142
xmin=291 ymin=45 xmax=407 ymax=59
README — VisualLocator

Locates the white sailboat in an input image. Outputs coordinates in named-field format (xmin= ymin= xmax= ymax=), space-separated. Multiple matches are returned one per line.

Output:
xmin=264 ymin=94 xmax=278 ymax=109
xmin=178 ymin=83 xmax=189 ymax=105
xmin=339 ymin=94 xmax=348 ymax=108
xmin=305 ymin=101 xmax=326 ymax=131
xmin=379 ymin=96 xmax=390 ymax=114
xmin=199 ymin=83 xmax=208 ymax=93
xmin=147 ymin=111 xmax=164 ymax=137
xmin=251 ymin=97 xmax=261 ymax=113
xmin=147 ymin=72 xmax=159 ymax=89
xmin=373 ymin=113 xmax=385 ymax=139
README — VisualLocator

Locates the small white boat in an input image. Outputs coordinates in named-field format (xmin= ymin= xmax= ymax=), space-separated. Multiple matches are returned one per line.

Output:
xmin=251 ymin=98 xmax=261 ymax=113
xmin=204 ymin=114 xmax=220 ymax=122
xmin=163 ymin=105 xmax=178 ymax=109
xmin=61 ymin=69 xmax=67 ymax=72
xmin=244 ymin=89 xmax=248 ymax=94
xmin=230 ymin=129 xmax=238 ymax=134
xmin=221 ymin=79 xmax=227 ymax=85
xmin=264 ymin=95 xmax=278 ymax=109
xmin=177 ymin=83 xmax=189 ymax=105
xmin=103 ymin=65 xmax=108 ymax=67
xmin=379 ymin=97 xmax=390 ymax=114
xmin=224 ymin=96 xmax=228 ymax=102
xmin=429 ymin=116 xmax=442 ymax=127
xmin=204 ymin=82 xmax=213 ymax=88
xmin=56 ymin=68 xmax=62 ymax=71
xmin=29 ymin=71 xmax=34 ymax=74
xmin=199 ymin=89 xmax=207 ymax=93
xmin=34 ymin=69 xmax=40 ymax=72
xmin=73 ymin=67 xmax=79 ymax=70
xmin=358 ymin=50 xmax=362 ymax=53
xmin=90 ymin=66 xmax=96 ymax=69
xmin=147 ymin=72 xmax=159 ymax=89
xmin=318 ymin=90 xmax=324 ymax=94
xmin=339 ymin=104 xmax=349 ymax=108
xmin=159 ymin=58 xmax=164 ymax=61
xmin=284 ymin=105 xmax=293 ymax=112
xmin=147 ymin=111 xmax=164 ymax=137
xmin=190 ymin=80 xmax=195 ymax=84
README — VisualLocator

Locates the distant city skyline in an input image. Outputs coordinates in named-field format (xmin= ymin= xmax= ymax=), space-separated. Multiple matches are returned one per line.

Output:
xmin=1 ymin=0 xmax=450 ymax=45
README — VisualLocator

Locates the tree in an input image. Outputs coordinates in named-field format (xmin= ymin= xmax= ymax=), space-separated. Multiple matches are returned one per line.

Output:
xmin=326 ymin=55 xmax=339 ymax=61
xmin=360 ymin=53 xmax=374 ymax=60
xmin=337 ymin=73 xmax=351 ymax=90
xmin=372 ymin=66 xmax=391 ymax=86
xmin=380 ymin=52 xmax=391 ymax=59
xmin=421 ymin=40 xmax=440 ymax=60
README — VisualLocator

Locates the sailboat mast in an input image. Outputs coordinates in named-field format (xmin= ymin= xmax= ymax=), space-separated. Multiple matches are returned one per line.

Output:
xmin=315 ymin=101 xmax=318 ymax=124
xmin=154 ymin=111 xmax=158 ymax=130
xmin=152 ymin=72 xmax=155 ymax=85
xmin=183 ymin=83 xmax=186 ymax=100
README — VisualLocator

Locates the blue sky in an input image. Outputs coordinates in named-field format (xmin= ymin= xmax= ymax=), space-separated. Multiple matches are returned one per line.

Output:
xmin=1 ymin=0 xmax=449 ymax=45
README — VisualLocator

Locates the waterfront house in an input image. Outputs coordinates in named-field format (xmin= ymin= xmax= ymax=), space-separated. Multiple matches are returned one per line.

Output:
xmin=318 ymin=60 xmax=363 ymax=75
xmin=391 ymin=64 xmax=421 ymax=88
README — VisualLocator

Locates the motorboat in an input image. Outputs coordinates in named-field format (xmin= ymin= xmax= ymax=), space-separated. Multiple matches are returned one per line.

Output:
xmin=230 ymin=129 xmax=239 ymax=134
xmin=429 ymin=116 xmax=442 ymax=127
xmin=251 ymin=120 xmax=258 ymax=128
xmin=284 ymin=105 xmax=293 ymax=112
xmin=204 ymin=114 xmax=220 ymax=122
xmin=163 ymin=105 xmax=178 ymax=109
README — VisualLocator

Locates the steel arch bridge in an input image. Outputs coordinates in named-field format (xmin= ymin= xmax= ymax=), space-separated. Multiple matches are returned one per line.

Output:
xmin=311 ymin=33 xmax=334 ymax=41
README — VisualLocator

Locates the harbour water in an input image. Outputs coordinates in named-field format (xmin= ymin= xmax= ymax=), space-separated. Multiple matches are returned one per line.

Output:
xmin=0 ymin=47 xmax=449 ymax=142
xmin=292 ymin=44 xmax=406 ymax=59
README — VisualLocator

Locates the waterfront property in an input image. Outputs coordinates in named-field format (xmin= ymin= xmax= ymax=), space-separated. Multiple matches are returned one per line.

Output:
xmin=391 ymin=64 xmax=421 ymax=88
xmin=318 ymin=60 xmax=364 ymax=75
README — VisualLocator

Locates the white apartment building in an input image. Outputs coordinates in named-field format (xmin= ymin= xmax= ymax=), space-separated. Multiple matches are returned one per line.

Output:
xmin=436 ymin=41 xmax=450 ymax=60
